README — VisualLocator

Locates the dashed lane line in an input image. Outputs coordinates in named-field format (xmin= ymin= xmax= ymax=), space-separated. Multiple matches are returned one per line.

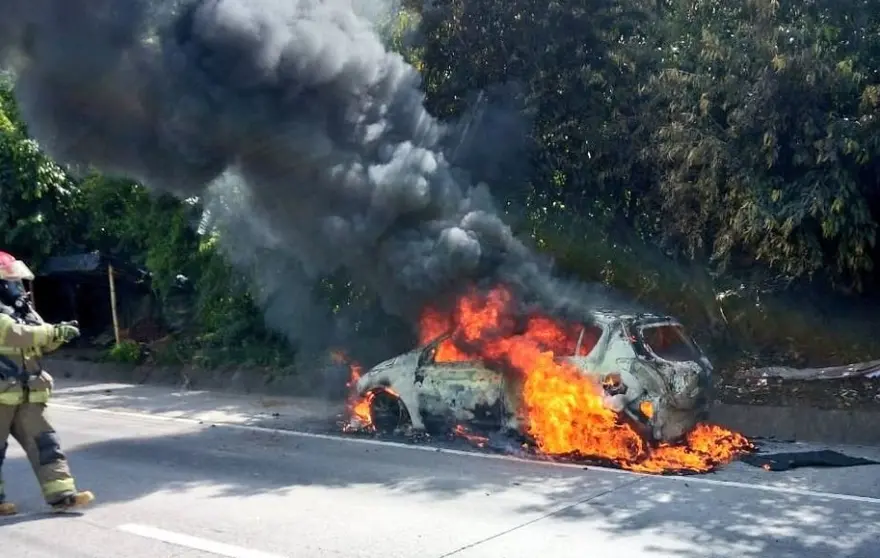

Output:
xmin=117 ymin=523 xmax=288 ymax=558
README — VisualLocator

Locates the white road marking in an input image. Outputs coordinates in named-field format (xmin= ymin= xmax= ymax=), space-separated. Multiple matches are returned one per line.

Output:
xmin=118 ymin=523 xmax=288 ymax=558
xmin=52 ymin=402 xmax=880 ymax=505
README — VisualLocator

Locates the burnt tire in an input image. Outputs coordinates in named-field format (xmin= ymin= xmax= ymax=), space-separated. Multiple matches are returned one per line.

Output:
xmin=369 ymin=390 xmax=410 ymax=434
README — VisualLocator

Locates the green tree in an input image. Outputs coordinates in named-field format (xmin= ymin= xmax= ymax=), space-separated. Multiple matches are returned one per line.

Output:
xmin=412 ymin=0 xmax=660 ymax=225
xmin=646 ymin=0 xmax=880 ymax=291
xmin=0 ymin=82 xmax=80 ymax=262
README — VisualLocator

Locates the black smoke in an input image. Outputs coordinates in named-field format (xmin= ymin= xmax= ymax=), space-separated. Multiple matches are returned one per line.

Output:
xmin=0 ymin=0 xmax=623 ymax=375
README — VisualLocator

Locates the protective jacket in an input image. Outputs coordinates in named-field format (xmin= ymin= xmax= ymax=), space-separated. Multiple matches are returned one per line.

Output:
xmin=0 ymin=311 xmax=60 ymax=405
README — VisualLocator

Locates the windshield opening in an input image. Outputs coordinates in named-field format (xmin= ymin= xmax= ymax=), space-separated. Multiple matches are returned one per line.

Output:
xmin=639 ymin=324 xmax=701 ymax=362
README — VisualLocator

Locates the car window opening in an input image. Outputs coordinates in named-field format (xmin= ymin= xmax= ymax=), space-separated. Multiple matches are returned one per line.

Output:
xmin=640 ymin=325 xmax=700 ymax=362
xmin=574 ymin=326 xmax=601 ymax=356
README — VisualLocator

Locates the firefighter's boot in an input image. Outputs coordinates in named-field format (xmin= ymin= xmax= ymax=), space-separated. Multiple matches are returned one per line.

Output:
xmin=0 ymin=500 xmax=16 ymax=516
xmin=48 ymin=489 xmax=94 ymax=512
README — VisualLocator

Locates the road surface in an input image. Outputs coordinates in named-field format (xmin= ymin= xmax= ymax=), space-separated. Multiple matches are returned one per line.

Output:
xmin=2 ymin=379 xmax=879 ymax=558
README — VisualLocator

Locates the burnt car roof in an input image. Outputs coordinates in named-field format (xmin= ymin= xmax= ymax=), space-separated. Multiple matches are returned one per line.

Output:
xmin=419 ymin=309 xmax=685 ymax=350
xmin=587 ymin=309 xmax=679 ymax=325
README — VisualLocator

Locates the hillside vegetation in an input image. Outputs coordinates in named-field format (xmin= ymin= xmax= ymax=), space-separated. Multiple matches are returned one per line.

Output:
xmin=2 ymin=0 xmax=879 ymax=375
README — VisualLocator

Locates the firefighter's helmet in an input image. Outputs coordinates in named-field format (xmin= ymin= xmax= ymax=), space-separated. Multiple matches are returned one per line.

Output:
xmin=0 ymin=251 xmax=35 ymax=282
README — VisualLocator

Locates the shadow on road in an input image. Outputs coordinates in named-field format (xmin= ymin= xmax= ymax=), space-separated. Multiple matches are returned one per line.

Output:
xmin=3 ymin=414 xmax=874 ymax=558
xmin=3 ymin=380 xmax=878 ymax=556
xmin=0 ymin=511 xmax=85 ymax=527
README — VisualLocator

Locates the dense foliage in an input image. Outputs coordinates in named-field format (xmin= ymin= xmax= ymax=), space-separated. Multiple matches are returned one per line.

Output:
xmin=2 ymin=0 xmax=879 ymax=371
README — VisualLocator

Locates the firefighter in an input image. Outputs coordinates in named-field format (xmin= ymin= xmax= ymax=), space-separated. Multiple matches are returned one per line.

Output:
xmin=0 ymin=251 xmax=93 ymax=515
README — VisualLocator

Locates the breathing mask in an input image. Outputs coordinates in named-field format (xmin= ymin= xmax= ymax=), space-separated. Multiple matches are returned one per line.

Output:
xmin=0 ymin=279 xmax=30 ymax=315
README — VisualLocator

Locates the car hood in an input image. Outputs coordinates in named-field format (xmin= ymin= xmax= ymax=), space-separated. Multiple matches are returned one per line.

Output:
xmin=356 ymin=350 xmax=421 ymax=392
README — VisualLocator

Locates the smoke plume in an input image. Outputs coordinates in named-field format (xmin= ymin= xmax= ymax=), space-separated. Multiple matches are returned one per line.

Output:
xmin=0 ymin=0 xmax=623 ymax=369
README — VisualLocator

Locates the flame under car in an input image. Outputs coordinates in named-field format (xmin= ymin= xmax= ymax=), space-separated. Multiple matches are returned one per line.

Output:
xmin=353 ymin=311 xmax=713 ymax=444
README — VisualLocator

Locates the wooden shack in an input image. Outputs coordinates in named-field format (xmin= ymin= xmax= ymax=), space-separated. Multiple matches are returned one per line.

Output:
xmin=31 ymin=251 xmax=156 ymax=346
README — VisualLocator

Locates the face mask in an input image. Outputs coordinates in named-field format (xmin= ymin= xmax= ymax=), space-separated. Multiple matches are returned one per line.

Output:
xmin=0 ymin=280 xmax=27 ymax=310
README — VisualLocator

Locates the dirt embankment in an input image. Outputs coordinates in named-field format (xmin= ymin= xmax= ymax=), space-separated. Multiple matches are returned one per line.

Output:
xmin=717 ymin=370 xmax=880 ymax=412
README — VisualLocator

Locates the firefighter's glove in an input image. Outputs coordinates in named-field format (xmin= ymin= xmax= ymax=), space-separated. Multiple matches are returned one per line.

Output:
xmin=47 ymin=323 xmax=80 ymax=350
xmin=39 ymin=323 xmax=80 ymax=354
xmin=55 ymin=323 xmax=80 ymax=342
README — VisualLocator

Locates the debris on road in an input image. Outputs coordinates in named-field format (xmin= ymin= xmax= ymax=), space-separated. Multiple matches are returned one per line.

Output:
xmin=741 ymin=449 xmax=880 ymax=472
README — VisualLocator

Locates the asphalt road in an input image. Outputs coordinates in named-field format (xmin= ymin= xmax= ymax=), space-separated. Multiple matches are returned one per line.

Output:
xmin=1 ymin=380 xmax=879 ymax=558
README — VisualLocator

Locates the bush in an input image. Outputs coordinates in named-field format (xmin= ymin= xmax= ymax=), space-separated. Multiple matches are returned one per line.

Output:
xmin=105 ymin=340 xmax=143 ymax=364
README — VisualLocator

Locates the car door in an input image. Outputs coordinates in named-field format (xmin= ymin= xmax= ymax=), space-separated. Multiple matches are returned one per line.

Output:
xmin=414 ymin=338 xmax=506 ymax=430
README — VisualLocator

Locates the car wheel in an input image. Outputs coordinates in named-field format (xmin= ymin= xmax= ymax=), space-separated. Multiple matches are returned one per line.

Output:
xmin=369 ymin=390 xmax=410 ymax=434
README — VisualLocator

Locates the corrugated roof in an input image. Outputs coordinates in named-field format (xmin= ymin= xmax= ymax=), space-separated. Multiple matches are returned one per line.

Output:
xmin=37 ymin=251 xmax=149 ymax=282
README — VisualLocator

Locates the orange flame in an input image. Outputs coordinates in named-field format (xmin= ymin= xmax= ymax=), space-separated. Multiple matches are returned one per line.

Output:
xmin=417 ymin=285 xmax=752 ymax=473
xmin=333 ymin=350 xmax=373 ymax=431
xmin=453 ymin=424 xmax=489 ymax=448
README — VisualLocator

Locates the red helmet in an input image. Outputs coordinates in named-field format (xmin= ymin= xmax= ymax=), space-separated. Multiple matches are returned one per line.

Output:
xmin=0 ymin=251 xmax=34 ymax=281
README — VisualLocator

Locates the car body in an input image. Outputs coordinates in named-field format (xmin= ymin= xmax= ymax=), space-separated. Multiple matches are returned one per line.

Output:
xmin=353 ymin=310 xmax=714 ymax=444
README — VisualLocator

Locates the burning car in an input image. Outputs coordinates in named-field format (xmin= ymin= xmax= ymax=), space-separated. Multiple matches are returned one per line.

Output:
xmin=352 ymin=309 xmax=713 ymax=445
